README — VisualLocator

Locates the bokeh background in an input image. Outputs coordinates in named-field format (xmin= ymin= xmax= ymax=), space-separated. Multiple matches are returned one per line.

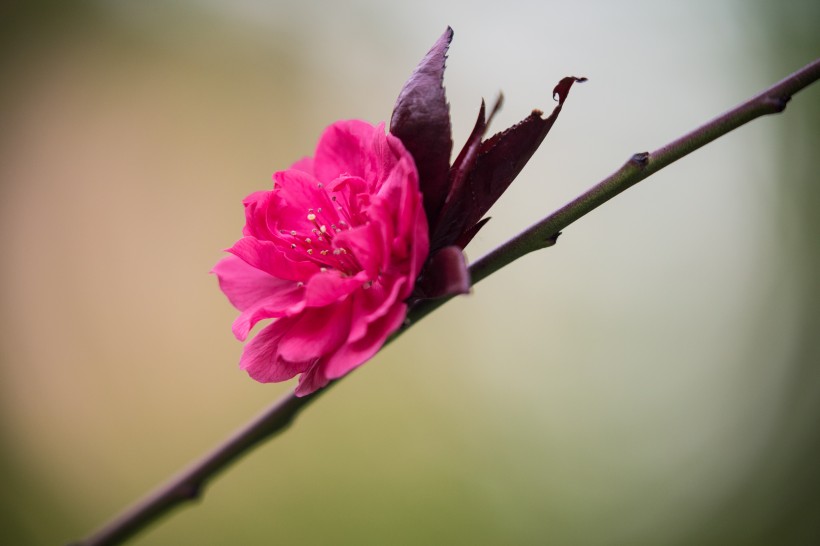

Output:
xmin=1 ymin=1 xmax=819 ymax=544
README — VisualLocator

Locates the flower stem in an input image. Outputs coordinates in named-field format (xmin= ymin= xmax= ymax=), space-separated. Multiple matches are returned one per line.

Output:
xmin=70 ymin=57 xmax=820 ymax=546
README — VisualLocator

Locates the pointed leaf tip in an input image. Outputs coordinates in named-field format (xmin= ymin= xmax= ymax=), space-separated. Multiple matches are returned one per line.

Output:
xmin=455 ymin=217 xmax=490 ymax=249
xmin=553 ymin=76 xmax=587 ymax=105
xmin=390 ymin=27 xmax=455 ymax=224
xmin=457 ymin=75 xmax=586 ymax=232
xmin=487 ymin=92 xmax=504 ymax=127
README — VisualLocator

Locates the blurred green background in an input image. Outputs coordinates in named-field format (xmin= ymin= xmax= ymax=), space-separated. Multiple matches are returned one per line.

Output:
xmin=1 ymin=1 xmax=818 ymax=544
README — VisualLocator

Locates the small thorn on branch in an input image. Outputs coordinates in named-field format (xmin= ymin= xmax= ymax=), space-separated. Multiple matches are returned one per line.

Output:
xmin=176 ymin=482 xmax=202 ymax=501
xmin=764 ymin=94 xmax=791 ymax=113
xmin=630 ymin=152 xmax=650 ymax=167
xmin=544 ymin=232 xmax=561 ymax=247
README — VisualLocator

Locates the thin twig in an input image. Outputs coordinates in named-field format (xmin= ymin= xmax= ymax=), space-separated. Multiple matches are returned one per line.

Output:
xmin=71 ymin=57 xmax=820 ymax=546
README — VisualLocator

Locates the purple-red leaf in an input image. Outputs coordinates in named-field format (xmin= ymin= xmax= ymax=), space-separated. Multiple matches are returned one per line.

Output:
xmin=462 ymin=76 xmax=585 ymax=230
xmin=448 ymin=100 xmax=487 ymax=203
xmin=430 ymin=100 xmax=487 ymax=249
xmin=454 ymin=216 xmax=490 ymax=249
xmin=553 ymin=76 xmax=587 ymax=105
xmin=431 ymin=92 xmax=504 ymax=250
xmin=389 ymin=27 xmax=454 ymax=224
xmin=416 ymin=245 xmax=471 ymax=299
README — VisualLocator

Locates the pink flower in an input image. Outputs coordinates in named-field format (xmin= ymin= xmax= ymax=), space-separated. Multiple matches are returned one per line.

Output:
xmin=214 ymin=28 xmax=583 ymax=395
xmin=213 ymin=120 xmax=429 ymax=396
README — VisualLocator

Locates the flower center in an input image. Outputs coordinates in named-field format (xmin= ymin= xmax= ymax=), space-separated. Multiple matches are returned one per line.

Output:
xmin=278 ymin=182 xmax=362 ymax=276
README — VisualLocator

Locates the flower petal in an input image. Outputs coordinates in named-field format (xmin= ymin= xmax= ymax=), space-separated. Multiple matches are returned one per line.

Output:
xmin=294 ymin=361 xmax=331 ymax=397
xmin=322 ymin=301 xmax=407 ymax=381
xmin=232 ymin=295 xmax=305 ymax=341
xmin=333 ymin=223 xmax=385 ymax=281
xmin=303 ymin=270 xmax=368 ymax=308
xmin=271 ymin=169 xmax=340 ymax=233
xmin=239 ymin=319 xmax=312 ymax=383
xmin=277 ymin=300 xmax=352 ymax=363
xmin=313 ymin=120 xmax=383 ymax=185
xmin=211 ymin=255 xmax=306 ymax=340
xmin=211 ymin=254 xmax=294 ymax=311
xmin=242 ymin=191 xmax=277 ymax=240
xmin=228 ymin=237 xmax=318 ymax=281
xmin=348 ymin=276 xmax=406 ymax=343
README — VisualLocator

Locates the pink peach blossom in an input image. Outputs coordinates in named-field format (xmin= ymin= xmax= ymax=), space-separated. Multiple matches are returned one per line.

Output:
xmin=213 ymin=120 xmax=429 ymax=396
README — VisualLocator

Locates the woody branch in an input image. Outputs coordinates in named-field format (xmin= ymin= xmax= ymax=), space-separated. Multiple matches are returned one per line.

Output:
xmin=72 ymin=57 xmax=820 ymax=546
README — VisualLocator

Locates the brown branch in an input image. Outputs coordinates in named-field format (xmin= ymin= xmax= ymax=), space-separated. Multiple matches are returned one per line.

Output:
xmin=70 ymin=57 xmax=820 ymax=546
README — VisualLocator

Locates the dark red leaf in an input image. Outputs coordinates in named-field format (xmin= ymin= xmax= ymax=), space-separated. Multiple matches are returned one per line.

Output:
xmin=455 ymin=217 xmax=490 ymax=249
xmin=389 ymin=27 xmax=454 ymax=224
xmin=462 ymin=76 xmax=585 ymax=230
xmin=447 ymin=100 xmax=487 ymax=202
xmin=553 ymin=76 xmax=587 ymax=105
xmin=431 ymin=93 xmax=504 ymax=250
xmin=430 ymin=100 xmax=486 ymax=249
xmin=415 ymin=245 xmax=471 ymax=299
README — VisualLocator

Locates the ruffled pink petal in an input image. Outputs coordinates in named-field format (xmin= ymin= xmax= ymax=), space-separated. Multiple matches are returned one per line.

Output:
xmin=239 ymin=319 xmax=313 ymax=383
xmin=362 ymin=196 xmax=396 ymax=273
xmin=211 ymin=254 xmax=306 ymax=340
xmin=374 ymin=151 xmax=413 ymax=217
xmin=365 ymin=123 xmax=402 ymax=192
xmin=231 ymin=293 xmax=306 ymax=341
xmin=211 ymin=254 xmax=293 ymax=311
xmin=313 ymin=120 xmax=382 ymax=184
xmin=242 ymin=191 xmax=277 ymax=240
xmin=277 ymin=300 xmax=352 ymax=363
xmin=271 ymin=169 xmax=340 ymax=232
xmin=333 ymin=223 xmax=384 ymax=281
xmin=322 ymin=301 xmax=407 ymax=381
xmin=326 ymin=175 xmax=369 ymax=224
xmin=348 ymin=276 xmax=406 ymax=343
xmin=294 ymin=360 xmax=331 ymax=397
xmin=304 ymin=270 xmax=368 ymax=308
xmin=390 ymin=158 xmax=427 ymax=247
xmin=373 ymin=155 xmax=428 ymax=296
xmin=228 ymin=237 xmax=318 ymax=281
xmin=326 ymin=174 xmax=368 ymax=195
